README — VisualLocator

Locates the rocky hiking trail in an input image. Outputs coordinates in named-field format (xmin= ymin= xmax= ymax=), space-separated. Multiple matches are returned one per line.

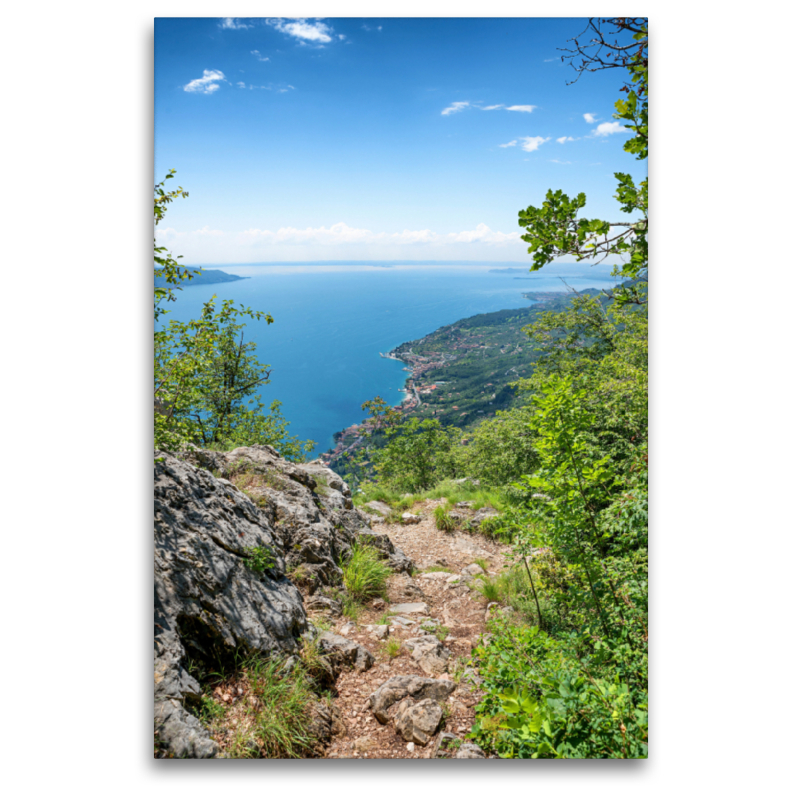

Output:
xmin=320 ymin=499 xmax=512 ymax=759
xmin=154 ymin=445 xmax=511 ymax=759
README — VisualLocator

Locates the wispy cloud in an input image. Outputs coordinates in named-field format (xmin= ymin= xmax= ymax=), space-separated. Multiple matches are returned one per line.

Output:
xmin=447 ymin=102 xmax=536 ymax=115
xmin=543 ymin=57 xmax=559 ymax=63
xmin=267 ymin=18 xmax=334 ymax=44
xmin=442 ymin=101 xmax=470 ymax=116
xmin=183 ymin=70 xmax=226 ymax=95
xmin=520 ymin=136 xmax=550 ymax=152
xmin=593 ymin=121 xmax=627 ymax=136
xmin=236 ymin=81 xmax=246 ymax=89
xmin=499 ymin=140 xmax=518 ymax=148
xmin=583 ymin=113 xmax=598 ymax=123
xmin=219 ymin=18 xmax=252 ymax=30
xmin=549 ymin=159 xmax=572 ymax=164
xmin=156 ymin=222 xmax=520 ymax=249
xmin=556 ymin=136 xmax=578 ymax=144
xmin=250 ymin=50 xmax=270 ymax=62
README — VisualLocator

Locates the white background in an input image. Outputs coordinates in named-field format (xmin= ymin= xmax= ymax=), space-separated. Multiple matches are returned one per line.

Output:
xmin=2 ymin=1 xmax=797 ymax=797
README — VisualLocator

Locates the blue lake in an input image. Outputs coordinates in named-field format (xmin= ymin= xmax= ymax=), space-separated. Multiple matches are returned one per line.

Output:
xmin=161 ymin=265 xmax=618 ymax=455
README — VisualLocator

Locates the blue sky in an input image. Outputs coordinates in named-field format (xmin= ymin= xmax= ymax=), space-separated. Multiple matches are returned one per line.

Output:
xmin=155 ymin=17 xmax=646 ymax=265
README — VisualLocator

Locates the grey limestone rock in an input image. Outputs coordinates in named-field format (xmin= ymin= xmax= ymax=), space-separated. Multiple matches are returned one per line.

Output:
xmin=390 ymin=602 xmax=430 ymax=615
xmin=154 ymin=451 xmax=307 ymax=758
xmin=367 ymin=675 xmax=456 ymax=724
xmin=403 ymin=634 xmax=452 ymax=676
xmin=366 ymin=500 xmax=392 ymax=516
xmin=469 ymin=506 xmax=500 ymax=530
xmin=454 ymin=742 xmax=487 ymax=759
xmin=314 ymin=630 xmax=375 ymax=673
xmin=394 ymin=698 xmax=443 ymax=745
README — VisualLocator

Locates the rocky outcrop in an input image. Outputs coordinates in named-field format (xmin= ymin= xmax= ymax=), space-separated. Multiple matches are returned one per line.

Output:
xmin=155 ymin=445 xmax=410 ymax=758
xmin=154 ymin=451 xmax=307 ymax=758
xmin=189 ymin=445 xmax=412 ymax=581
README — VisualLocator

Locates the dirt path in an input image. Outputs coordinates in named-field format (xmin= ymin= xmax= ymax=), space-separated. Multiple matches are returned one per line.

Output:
xmin=324 ymin=499 xmax=511 ymax=759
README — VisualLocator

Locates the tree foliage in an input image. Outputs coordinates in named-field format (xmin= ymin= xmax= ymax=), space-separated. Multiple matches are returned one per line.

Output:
xmin=153 ymin=172 xmax=313 ymax=459
xmin=518 ymin=18 xmax=648 ymax=307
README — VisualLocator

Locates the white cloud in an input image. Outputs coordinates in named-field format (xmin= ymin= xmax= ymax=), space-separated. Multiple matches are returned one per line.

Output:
xmin=183 ymin=70 xmax=226 ymax=95
xmin=267 ymin=18 xmax=334 ymax=44
xmin=499 ymin=140 xmax=517 ymax=148
xmin=481 ymin=104 xmax=504 ymax=111
xmin=219 ymin=18 xmax=251 ymax=30
xmin=520 ymin=136 xmax=550 ymax=152
xmin=583 ymin=113 xmax=597 ymax=123
xmin=507 ymin=105 xmax=535 ymax=113
xmin=236 ymin=81 xmax=246 ymax=89
xmin=556 ymin=136 xmax=578 ymax=144
xmin=250 ymin=50 xmax=270 ymax=62
xmin=442 ymin=101 xmax=470 ymax=116
xmin=156 ymin=222 xmax=520 ymax=253
xmin=543 ymin=57 xmax=558 ymax=62
xmin=549 ymin=159 xmax=572 ymax=164
xmin=593 ymin=121 xmax=627 ymax=136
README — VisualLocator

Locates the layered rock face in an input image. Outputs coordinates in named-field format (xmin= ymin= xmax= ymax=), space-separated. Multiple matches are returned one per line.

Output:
xmin=154 ymin=445 xmax=410 ymax=758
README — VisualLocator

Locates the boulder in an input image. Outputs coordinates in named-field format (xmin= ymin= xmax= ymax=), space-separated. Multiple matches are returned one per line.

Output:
xmin=401 ymin=512 xmax=421 ymax=524
xmin=463 ymin=563 xmax=485 ymax=576
xmin=403 ymin=634 xmax=452 ymax=676
xmin=314 ymin=630 xmax=375 ymax=673
xmin=390 ymin=602 xmax=430 ymax=615
xmin=469 ymin=506 xmax=500 ymax=530
xmin=364 ymin=624 xmax=389 ymax=640
xmin=454 ymin=743 xmax=487 ymax=759
xmin=394 ymin=699 xmax=443 ymax=745
xmin=366 ymin=500 xmax=392 ymax=516
xmin=367 ymin=676 xmax=456 ymax=724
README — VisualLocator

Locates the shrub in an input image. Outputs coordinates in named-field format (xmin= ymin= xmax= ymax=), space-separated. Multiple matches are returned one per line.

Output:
xmin=341 ymin=542 xmax=393 ymax=602
xmin=243 ymin=545 xmax=275 ymax=573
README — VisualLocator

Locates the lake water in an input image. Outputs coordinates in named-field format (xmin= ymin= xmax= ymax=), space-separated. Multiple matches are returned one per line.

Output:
xmin=161 ymin=265 xmax=618 ymax=455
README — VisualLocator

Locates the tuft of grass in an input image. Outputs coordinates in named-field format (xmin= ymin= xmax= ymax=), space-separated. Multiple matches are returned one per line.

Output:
xmin=473 ymin=557 xmax=489 ymax=572
xmin=472 ymin=574 xmax=502 ymax=604
xmin=341 ymin=595 xmax=363 ymax=624
xmin=195 ymin=656 xmax=320 ymax=759
xmin=383 ymin=637 xmax=402 ymax=659
xmin=340 ymin=542 xmax=393 ymax=602
xmin=376 ymin=612 xmax=393 ymax=626
xmin=434 ymin=624 xmax=450 ymax=643
xmin=422 ymin=564 xmax=453 ymax=574
xmin=434 ymin=505 xmax=458 ymax=532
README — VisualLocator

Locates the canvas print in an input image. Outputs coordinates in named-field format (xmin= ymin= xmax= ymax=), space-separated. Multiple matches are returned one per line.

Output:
xmin=154 ymin=17 xmax=648 ymax=759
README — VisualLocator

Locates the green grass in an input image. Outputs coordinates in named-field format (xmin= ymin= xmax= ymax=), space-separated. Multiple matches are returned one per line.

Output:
xmin=340 ymin=542 xmax=393 ymax=602
xmin=421 ymin=565 xmax=453 ymax=574
xmin=192 ymin=655 xmax=320 ymax=759
xmin=472 ymin=574 xmax=502 ymax=604
xmin=434 ymin=504 xmax=458 ymax=532
xmin=383 ymin=637 xmax=402 ymax=659
xmin=473 ymin=557 xmax=489 ymax=572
